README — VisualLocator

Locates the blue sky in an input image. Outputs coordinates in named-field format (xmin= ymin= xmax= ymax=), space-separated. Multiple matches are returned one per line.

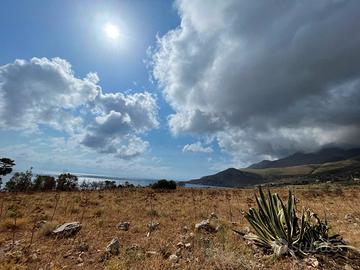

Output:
xmin=0 ymin=0 xmax=230 ymax=179
xmin=1 ymin=1 xmax=360 ymax=180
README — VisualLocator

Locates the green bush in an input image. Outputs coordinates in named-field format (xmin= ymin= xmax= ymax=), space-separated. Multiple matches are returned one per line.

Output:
xmin=56 ymin=173 xmax=78 ymax=191
xmin=151 ymin=179 xmax=177 ymax=190
xmin=5 ymin=169 xmax=33 ymax=192
xmin=33 ymin=175 xmax=56 ymax=191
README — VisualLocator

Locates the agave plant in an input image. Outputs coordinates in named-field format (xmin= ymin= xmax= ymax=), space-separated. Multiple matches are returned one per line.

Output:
xmin=240 ymin=187 xmax=356 ymax=257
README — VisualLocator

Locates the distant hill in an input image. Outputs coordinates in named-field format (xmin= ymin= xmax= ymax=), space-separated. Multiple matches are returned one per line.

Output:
xmin=186 ymin=168 xmax=265 ymax=187
xmin=248 ymin=147 xmax=360 ymax=169
xmin=186 ymin=148 xmax=360 ymax=187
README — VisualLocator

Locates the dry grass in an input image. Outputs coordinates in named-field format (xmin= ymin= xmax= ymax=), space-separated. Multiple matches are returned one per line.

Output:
xmin=0 ymin=185 xmax=359 ymax=269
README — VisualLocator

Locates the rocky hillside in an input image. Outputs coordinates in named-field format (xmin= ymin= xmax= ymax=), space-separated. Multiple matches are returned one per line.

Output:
xmin=248 ymin=147 xmax=360 ymax=169
xmin=186 ymin=168 xmax=265 ymax=187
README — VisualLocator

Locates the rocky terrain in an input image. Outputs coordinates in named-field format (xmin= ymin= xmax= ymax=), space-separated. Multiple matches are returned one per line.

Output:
xmin=0 ymin=185 xmax=359 ymax=269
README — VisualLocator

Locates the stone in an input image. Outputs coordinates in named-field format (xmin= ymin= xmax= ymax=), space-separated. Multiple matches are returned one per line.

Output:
xmin=185 ymin=243 xmax=191 ymax=249
xmin=195 ymin=219 xmax=218 ymax=233
xmin=117 ymin=221 xmax=130 ymax=231
xmin=146 ymin=251 xmax=157 ymax=256
xmin=106 ymin=238 xmax=120 ymax=255
xmin=53 ymin=222 xmax=81 ymax=237
xmin=175 ymin=248 xmax=182 ymax=256
xmin=169 ymin=254 xmax=179 ymax=263
xmin=176 ymin=242 xmax=184 ymax=248
xmin=305 ymin=257 xmax=319 ymax=268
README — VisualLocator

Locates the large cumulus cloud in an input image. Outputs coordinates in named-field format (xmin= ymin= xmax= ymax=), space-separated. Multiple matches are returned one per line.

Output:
xmin=152 ymin=0 xmax=360 ymax=163
xmin=0 ymin=57 xmax=158 ymax=159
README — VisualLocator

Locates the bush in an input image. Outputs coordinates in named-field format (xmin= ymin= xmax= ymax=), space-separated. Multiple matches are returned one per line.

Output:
xmin=5 ymin=169 xmax=33 ymax=192
xmin=33 ymin=175 xmax=56 ymax=191
xmin=56 ymin=173 xmax=78 ymax=191
xmin=151 ymin=179 xmax=177 ymax=190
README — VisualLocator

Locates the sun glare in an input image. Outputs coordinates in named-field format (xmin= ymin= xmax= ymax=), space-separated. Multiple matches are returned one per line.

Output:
xmin=104 ymin=23 xmax=120 ymax=40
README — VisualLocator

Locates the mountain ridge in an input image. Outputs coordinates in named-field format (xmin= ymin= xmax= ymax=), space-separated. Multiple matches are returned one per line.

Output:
xmin=248 ymin=147 xmax=360 ymax=169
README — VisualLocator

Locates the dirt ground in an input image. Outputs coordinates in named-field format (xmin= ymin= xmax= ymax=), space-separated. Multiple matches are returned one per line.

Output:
xmin=0 ymin=184 xmax=359 ymax=269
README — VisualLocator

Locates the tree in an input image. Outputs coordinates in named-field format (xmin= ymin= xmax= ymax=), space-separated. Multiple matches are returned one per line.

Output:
xmin=104 ymin=180 xmax=116 ymax=189
xmin=56 ymin=173 xmax=78 ymax=191
xmin=33 ymin=175 xmax=56 ymax=191
xmin=151 ymin=179 xmax=177 ymax=190
xmin=5 ymin=169 xmax=33 ymax=192
xmin=0 ymin=158 xmax=15 ymax=189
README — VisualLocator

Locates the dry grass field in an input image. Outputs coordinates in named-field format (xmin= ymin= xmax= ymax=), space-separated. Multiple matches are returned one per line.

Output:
xmin=0 ymin=184 xmax=359 ymax=270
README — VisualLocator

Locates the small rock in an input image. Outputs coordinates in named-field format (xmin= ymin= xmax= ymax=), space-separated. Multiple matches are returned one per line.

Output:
xmin=53 ymin=222 xmax=81 ymax=238
xmin=195 ymin=219 xmax=218 ymax=233
xmin=146 ymin=251 xmax=157 ymax=256
xmin=77 ymin=254 xmax=83 ymax=264
xmin=305 ymin=257 xmax=319 ymax=268
xmin=106 ymin=238 xmax=120 ymax=255
xmin=175 ymin=248 xmax=182 ymax=256
xmin=185 ymin=243 xmax=191 ymax=249
xmin=344 ymin=264 xmax=354 ymax=270
xmin=176 ymin=242 xmax=184 ymax=248
xmin=169 ymin=254 xmax=179 ymax=263
xmin=117 ymin=221 xmax=130 ymax=231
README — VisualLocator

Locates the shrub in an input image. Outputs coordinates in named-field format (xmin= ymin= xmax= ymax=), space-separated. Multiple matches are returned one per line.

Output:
xmin=33 ymin=175 xmax=56 ymax=191
xmin=56 ymin=173 xmax=78 ymax=191
xmin=239 ymin=188 xmax=356 ymax=257
xmin=5 ymin=169 xmax=33 ymax=192
xmin=151 ymin=179 xmax=177 ymax=190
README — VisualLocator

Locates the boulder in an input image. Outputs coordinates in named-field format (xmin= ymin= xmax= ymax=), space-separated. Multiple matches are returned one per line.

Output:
xmin=106 ymin=238 xmax=120 ymax=255
xmin=53 ymin=222 xmax=81 ymax=237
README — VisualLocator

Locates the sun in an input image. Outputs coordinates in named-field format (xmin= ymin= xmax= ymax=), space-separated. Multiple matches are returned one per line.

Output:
xmin=104 ymin=23 xmax=120 ymax=40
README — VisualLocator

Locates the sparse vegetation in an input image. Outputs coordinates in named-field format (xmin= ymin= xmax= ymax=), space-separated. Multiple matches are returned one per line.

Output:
xmin=0 ymin=186 xmax=358 ymax=269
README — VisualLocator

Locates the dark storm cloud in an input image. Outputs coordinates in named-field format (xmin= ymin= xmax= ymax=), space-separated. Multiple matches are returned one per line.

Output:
xmin=152 ymin=0 xmax=360 ymax=162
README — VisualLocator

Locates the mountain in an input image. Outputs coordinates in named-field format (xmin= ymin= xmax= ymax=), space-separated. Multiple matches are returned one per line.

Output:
xmin=248 ymin=147 xmax=360 ymax=169
xmin=186 ymin=168 xmax=265 ymax=187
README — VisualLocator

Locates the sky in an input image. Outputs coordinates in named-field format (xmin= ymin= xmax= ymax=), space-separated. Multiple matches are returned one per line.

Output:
xmin=1 ymin=0 xmax=360 ymax=180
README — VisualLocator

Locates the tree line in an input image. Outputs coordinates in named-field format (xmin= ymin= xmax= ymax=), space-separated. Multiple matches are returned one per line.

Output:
xmin=0 ymin=157 xmax=177 ymax=192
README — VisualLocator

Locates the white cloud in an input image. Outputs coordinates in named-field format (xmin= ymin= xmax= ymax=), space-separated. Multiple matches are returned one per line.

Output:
xmin=152 ymin=0 xmax=360 ymax=164
xmin=183 ymin=141 xmax=213 ymax=153
xmin=0 ymin=57 xmax=159 ymax=159
xmin=0 ymin=57 xmax=99 ymax=133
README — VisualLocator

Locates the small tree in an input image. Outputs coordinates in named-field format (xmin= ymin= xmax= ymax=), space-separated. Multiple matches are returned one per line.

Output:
xmin=33 ymin=175 xmax=56 ymax=191
xmin=0 ymin=158 xmax=15 ymax=189
xmin=104 ymin=180 xmax=117 ymax=189
xmin=5 ymin=169 xmax=33 ymax=192
xmin=56 ymin=173 xmax=78 ymax=191
xmin=151 ymin=179 xmax=177 ymax=190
